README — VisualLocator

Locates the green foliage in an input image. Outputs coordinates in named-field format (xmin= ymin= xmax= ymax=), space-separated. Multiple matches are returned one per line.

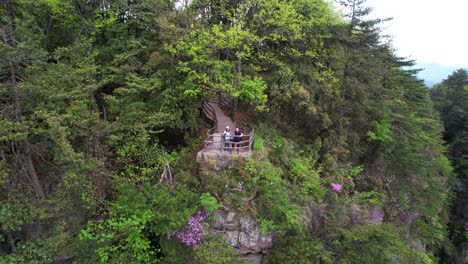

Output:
xmin=0 ymin=0 xmax=457 ymax=261
xmin=252 ymin=133 xmax=266 ymax=157
xmin=266 ymin=234 xmax=333 ymax=264
xmin=430 ymin=69 xmax=467 ymax=261
xmin=159 ymin=236 xmax=194 ymax=263
xmin=412 ymin=216 xmax=447 ymax=247
xmin=347 ymin=165 xmax=364 ymax=177
xmin=199 ymin=168 xmax=238 ymax=198
xmin=200 ymin=192 xmax=221 ymax=213
xmin=194 ymin=235 xmax=242 ymax=264
xmin=168 ymin=24 xmax=267 ymax=109
xmin=0 ymin=120 xmax=28 ymax=142
xmin=0 ymin=198 xmax=39 ymax=232
xmin=0 ymin=239 xmax=55 ymax=264
xmin=80 ymin=211 xmax=157 ymax=263
xmin=245 ymin=159 xmax=303 ymax=231
xmin=355 ymin=191 xmax=384 ymax=205
xmin=259 ymin=218 xmax=277 ymax=235
xmin=110 ymin=128 xmax=164 ymax=184
xmin=79 ymin=184 xmax=197 ymax=263
xmin=239 ymin=77 xmax=268 ymax=110
xmin=339 ymin=225 xmax=433 ymax=264
xmin=288 ymin=157 xmax=324 ymax=201
xmin=368 ymin=120 xmax=394 ymax=142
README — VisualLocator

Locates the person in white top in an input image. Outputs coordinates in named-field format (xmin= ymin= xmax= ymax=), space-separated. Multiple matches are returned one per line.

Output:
xmin=222 ymin=126 xmax=231 ymax=151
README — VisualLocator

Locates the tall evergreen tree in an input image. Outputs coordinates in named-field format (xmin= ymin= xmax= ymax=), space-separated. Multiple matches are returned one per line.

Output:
xmin=431 ymin=69 xmax=468 ymax=262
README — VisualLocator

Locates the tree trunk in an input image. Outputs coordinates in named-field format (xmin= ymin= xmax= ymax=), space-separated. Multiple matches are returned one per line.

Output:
xmin=1 ymin=1 xmax=45 ymax=199
xmin=6 ymin=231 xmax=16 ymax=252
xmin=0 ymin=28 xmax=22 ymax=122
xmin=22 ymin=143 xmax=45 ymax=199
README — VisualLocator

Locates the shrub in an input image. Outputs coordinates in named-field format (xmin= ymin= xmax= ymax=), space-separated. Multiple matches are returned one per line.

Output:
xmin=266 ymin=234 xmax=332 ymax=264
xmin=200 ymin=192 xmax=221 ymax=213
xmin=176 ymin=210 xmax=209 ymax=248
xmin=194 ymin=235 xmax=243 ymax=264
xmin=339 ymin=224 xmax=433 ymax=264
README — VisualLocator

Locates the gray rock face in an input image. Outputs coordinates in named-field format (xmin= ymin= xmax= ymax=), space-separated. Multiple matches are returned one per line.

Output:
xmin=240 ymin=253 xmax=263 ymax=264
xmin=196 ymin=149 xmax=252 ymax=168
xmin=347 ymin=205 xmax=385 ymax=225
xmin=457 ymin=242 xmax=468 ymax=264
xmin=409 ymin=239 xmax=426 ymax=252
xmin=211 ymin=211 xmax=273 ymax=263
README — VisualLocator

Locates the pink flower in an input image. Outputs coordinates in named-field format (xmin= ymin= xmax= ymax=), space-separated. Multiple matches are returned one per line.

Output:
xmin=237 ymin=182 xmax=243 ymax=191
xmin=176 ymin=210 xmax=208 ymax=248
xmin=369 ymin=209 xmax=384 ymax=224
xmin=331 ymin=183 xmax=342 ymax=193
xmin=407 ymin=211 xmax=419 ymax=225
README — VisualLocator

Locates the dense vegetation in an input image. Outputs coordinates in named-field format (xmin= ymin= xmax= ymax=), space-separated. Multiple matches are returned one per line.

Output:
xmin=430 ymin=69 xmax=468 ymax=263
xmin=0 ymin=0 xmax=458 ymax=263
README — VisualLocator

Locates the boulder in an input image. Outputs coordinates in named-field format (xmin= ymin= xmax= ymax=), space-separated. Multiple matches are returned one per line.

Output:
xmin=211 ymin=210 xmax=273 ymax=263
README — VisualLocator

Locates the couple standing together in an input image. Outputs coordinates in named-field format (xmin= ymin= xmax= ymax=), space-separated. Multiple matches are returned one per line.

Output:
xmin=222 ymin=126 xmax=243 ymax=152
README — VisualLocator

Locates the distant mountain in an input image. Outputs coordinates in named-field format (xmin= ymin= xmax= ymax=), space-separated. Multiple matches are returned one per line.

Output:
xmin=413 ymin=63 xmax=465 ymax=88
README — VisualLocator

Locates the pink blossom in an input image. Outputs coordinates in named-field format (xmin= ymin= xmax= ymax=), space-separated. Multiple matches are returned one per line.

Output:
xmin=407 ymin=212 xmax=419 ymax=225
xmin=331 ymin=183 xmax=342 ymax=193
xmin=237 ymin=182 xmax=243 ymax=191
xmin=176 ymin=210 xmax=208 ymax=248
xmin=369 ymin=209 xmax=384 ymax=224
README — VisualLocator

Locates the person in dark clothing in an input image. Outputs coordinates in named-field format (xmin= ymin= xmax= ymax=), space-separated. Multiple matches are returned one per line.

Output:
xmin=232 ymin=127 xmax=244 ymax=153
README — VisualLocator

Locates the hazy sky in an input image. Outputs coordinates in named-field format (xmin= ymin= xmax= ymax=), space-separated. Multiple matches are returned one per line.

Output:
xmin=364 ymin=0 xmax=468 ymax=67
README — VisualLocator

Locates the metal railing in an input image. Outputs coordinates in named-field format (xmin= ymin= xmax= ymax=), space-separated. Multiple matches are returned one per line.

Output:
xmin=201 ymin=100 xmax=217 ymax=135
xmin=201 ymin=95 xmax=254 ymax=153
xmin=203 ymin=128 xmax=254 ymax=153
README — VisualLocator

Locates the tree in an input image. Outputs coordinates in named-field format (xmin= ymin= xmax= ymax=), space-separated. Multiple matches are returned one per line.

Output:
xmin=0 ymin=0 xmax=103 ymax=258
xmin=339 ymin=225 xmax=432 ymax=263
xmin=431 ymin=69 xmax=468 ymax=261
xmin=266 ymin=234 xmax=332 ymax=264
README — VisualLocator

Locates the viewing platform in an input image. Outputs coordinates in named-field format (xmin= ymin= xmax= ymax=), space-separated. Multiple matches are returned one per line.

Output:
xmin=196 ymin=97 xmax=254 ymax=163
